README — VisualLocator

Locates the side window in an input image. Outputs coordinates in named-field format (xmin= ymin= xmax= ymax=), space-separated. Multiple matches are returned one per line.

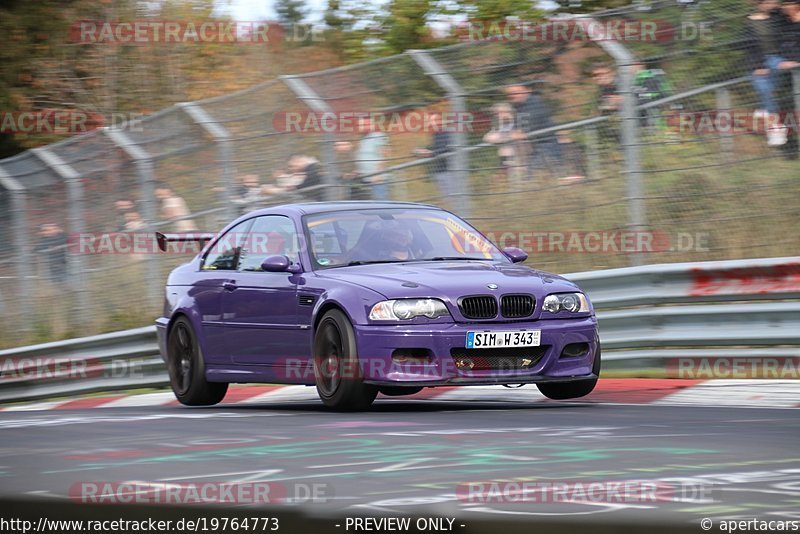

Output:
xmin=238 ymin=215 xmax=299 ymax=272
xmin=201 ymin=220 xmax=252 ymax=270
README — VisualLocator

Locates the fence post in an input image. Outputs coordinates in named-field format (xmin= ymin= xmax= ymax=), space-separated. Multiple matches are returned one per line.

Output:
xmin=0 ymin=167 xmax=31 ymax=333
xmin=280 ymin=75 xmax=339 ymax=201
xmin=583 ymin=18 xmax=646 ymax=266
xmin=104 ymin=129 xmax=161 ymax=309
xmin=408 ymin=50 xmax=471 ymax=218
xmin=793 ymin=69 xmax=800 ymax=159
xmin=178 ymin=102 xmax=236 ymax=222
xmin=715 ymin=87 xmax=734 ymax=162
xmin=584 ymin=125 xmax=602 ymax=181
xmin=31 ymin=148 xmax=90 ymax=328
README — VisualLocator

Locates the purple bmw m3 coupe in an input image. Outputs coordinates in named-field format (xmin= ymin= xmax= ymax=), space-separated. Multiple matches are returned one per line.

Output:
xmin=155 ymin=201 xmax=600 ymax=410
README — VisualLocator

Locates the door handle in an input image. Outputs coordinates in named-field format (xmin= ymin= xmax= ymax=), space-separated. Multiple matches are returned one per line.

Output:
xmin=223 ymin=281 xmax=237 ymax=292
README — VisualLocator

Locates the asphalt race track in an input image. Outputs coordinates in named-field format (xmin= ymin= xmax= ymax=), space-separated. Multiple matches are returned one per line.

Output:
xmin=0 ymin=395 xmax=798 ymax=528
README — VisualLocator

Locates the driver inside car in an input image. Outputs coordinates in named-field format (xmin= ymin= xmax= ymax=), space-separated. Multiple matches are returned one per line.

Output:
xmin=376 ymin=223 xmax=416 ymax=261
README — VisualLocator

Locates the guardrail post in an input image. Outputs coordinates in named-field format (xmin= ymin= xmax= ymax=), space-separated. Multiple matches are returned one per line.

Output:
xmin=32 ymin=148 xmax=90 ymax=329
xmin=715 ymin=87 xmax=734 ymax=163
xmin=280 ymin=75 xmax=339 ymax=201
xmin=408 ymin=50 xmax=471 ymax=218
xmin=178 ymin=102 xmax=236 ymax=223
xmin=793 ymin=69 xmax=800 ymax=159
xmin=104 ymin=128 xmax=161 ymax=310
xmin=583 ymin=18 xmax=646 ymax=266
xmin=0 ymin=167 xmax=32 ymax=333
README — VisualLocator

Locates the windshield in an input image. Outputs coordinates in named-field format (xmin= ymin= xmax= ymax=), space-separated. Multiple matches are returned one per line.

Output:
xmin=304 ymin=208 xmax=508 ymax=269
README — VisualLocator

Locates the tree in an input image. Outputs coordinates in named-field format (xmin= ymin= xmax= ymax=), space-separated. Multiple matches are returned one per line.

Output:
xmin=449 ymin=0 xmax=544 ymax=21
xmin=382 ymin=0 xmax=436 ymax=54
xmin=555 ymin=0 xmax=637 ymax=13
xmin=276 ymin=0 xmax=308 ymax=26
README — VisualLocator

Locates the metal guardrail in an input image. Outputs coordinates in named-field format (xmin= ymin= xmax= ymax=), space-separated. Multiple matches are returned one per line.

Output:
xmin=0 ymin=256 xmax=798 ymax=403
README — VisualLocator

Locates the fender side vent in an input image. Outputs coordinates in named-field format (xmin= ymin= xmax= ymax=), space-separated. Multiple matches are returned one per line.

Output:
xmin=298 ymin=295 xmax=316 ymax=306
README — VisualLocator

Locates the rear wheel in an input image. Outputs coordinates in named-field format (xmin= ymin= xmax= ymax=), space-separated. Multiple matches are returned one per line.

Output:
xmin=313 ymin=309 xmax=377 ymax=411
xmin=537 ymin=345 xmax=601 ymax=400
xmin=167 ymin=316 xmax=228 ymax=406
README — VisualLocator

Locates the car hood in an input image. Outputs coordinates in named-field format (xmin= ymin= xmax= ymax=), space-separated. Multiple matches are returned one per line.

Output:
xmin=316 ymin=261 xmax=580 ymax=301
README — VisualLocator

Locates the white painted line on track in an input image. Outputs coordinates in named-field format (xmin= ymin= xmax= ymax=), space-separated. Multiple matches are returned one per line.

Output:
xmin=99 ymin=392 xmax=177 ymax=408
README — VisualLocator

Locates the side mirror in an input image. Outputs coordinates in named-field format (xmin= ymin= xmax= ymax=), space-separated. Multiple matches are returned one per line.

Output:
xmin=502 ymin=247 xmax=528 ymax=264
xmin=260 ymin=255 xmax=302 ymax=274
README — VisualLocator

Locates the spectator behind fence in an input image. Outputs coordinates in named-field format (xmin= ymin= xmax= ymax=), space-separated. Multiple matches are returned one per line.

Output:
xmin=356 ymin=116 xmax=391 ymax=201
xmin=555 ymin=130 xmax=586 ymax=185
xmin=154 ymin=185 xmax=198 ymax=232
xmin=335 ymin=141 xmax=369 ymax=200
xmin=483 ymin=103 xmax=528 ymax=191
xmin=780 ymin=0 xmax=800 ymax=158
xmin=123 ymin=211 xmax=146 ymax=231
xmin=232 ymin=174 xmax=264 ymax=213
xmin=263 ymin=154 xmax=325 ymax=201
xmin=784 ymin=0 xmax=800 ymax=28
xmin=592 ymin=63 xmax=621 ymax=115
xmin=631 ymin=61 xmax=680 ymax=134
xmin=502 ymin=84 xmax=563 ymax=182
xmin=413 ymin=111 xmax=456 ymax=202
xmin=36 ymin=223 xmax=67 ymax=283
xmin=114 ymin=199 xmax=134 ymax=232
xmin=746 ymin=0 xmax=799 ymax=147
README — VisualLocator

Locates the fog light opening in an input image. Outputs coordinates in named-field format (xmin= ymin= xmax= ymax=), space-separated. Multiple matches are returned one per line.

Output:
xmin=391 ymin=348 xmax=434 ymax=364
xmin=560 ymin=342 xmax=590 ymax=359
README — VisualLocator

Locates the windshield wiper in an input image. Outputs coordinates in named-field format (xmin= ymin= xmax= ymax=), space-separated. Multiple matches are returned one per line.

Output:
xmin=423 ymin=256 xmax=490 ymax=261
xmin=346 ymin=259 xmax=404 ymax=266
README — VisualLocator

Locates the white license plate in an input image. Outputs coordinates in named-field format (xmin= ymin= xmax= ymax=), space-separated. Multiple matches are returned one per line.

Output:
xmin=466 ymin=330 xmax=541 ymax=349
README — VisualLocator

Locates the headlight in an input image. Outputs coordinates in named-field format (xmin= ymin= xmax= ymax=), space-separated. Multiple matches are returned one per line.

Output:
xmin=542 ymin=293 xmax=590 ymax=314
xmin=369 ymin=299 xmax=450 ymax=320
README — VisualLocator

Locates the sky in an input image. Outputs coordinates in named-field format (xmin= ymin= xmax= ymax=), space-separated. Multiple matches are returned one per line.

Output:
xmin=217 ymin=0 xmax=328 ymax=22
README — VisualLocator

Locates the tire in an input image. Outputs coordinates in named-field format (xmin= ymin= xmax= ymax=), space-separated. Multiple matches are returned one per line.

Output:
xmin=313 ymin=309 xmax=378 ymax=411
xmin=537 ymin=344 xmax=601 ymax=400
xmin=167 ymin=316 xmax=228 ymax=406
xmin=378 ymin=386 xmax=424 ymax=397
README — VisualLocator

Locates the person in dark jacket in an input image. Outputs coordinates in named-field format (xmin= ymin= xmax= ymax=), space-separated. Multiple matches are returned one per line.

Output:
xmin=777 ymin=0 xmax=800 ymax=157
xmin=502 ymin=84 xmax=563 ymax=181
xmin=591 ymin=63 xmax=622 ymax=144
xmin=413 ymin=112 xmax=455 ymax=200
xmin=263 ymin=154 xmax=326 ymax=202
xmin=36 ymin=223 xmax=68 ymax=283
xmin=746 ymin=0 xmax=799 ymax=146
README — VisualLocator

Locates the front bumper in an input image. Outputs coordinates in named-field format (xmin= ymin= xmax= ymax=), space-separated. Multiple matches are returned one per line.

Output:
xmin=354 ymin=316 xmax=599 ymax=386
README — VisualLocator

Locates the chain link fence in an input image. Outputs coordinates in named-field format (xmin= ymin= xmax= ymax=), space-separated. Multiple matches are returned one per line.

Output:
xmin=1 ymin=0 xmax=798 ymax=348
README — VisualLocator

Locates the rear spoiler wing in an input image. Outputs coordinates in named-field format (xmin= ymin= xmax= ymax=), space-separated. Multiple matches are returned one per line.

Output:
xmin=155 ymin=232 xmax=216 ymax=252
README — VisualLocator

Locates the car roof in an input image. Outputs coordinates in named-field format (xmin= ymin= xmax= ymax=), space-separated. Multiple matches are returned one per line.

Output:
xmin=247 ymin=201 xmax=442 ymax=217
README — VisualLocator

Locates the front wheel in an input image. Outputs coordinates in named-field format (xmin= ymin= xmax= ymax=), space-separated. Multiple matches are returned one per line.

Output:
xmin=537 ymin=345 xmax=601 ymax=400
xmin=167 ymin=316 xmax=228 ymax=406
xmin=313 ymin=309 xmax=378 ymax=411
